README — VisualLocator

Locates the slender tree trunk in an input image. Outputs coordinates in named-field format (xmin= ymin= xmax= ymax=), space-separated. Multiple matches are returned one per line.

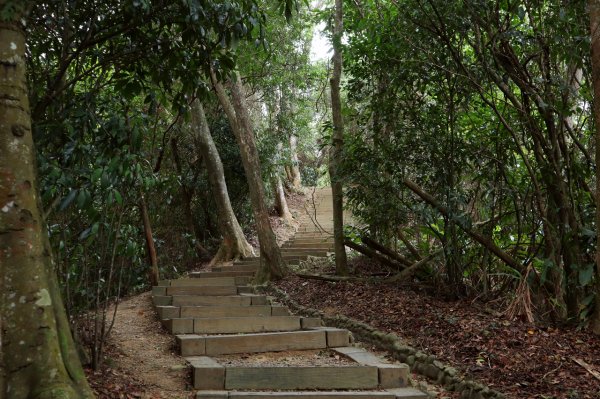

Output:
xmin=0 ymin=16 xmax=94 ymax=398
xmin=190 ymin=99 xmax=254 ymax=265
xmin=402 ymin=178 xmax=525 ymax=274
xmin=170 ymin=137 xmax=210 ymax=259
xmin=284 ymin=165 xmax=294 ymax=183
xmin=588 ymin=0 xmax=600 ymax=334
xmin=273 ymin=142 xmax=293 ymax=222
xmin=289 ymin=135 xmax=302 ymax=189
xmin=210 ymin=70 xmax=286 ymax=282
xmin=329 ymin=0 xmax=348 ymax=275
xmin=140 ymin=192 xmax=159 ymax=286
xmin=273 ymin=175 xmax=293 ymax=222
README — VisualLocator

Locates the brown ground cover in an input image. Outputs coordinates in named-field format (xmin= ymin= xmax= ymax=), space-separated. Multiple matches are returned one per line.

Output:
xmin=277 ymin=264 xmax=600 ymax=399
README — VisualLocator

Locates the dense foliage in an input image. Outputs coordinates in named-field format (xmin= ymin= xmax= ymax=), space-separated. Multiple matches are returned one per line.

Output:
xmin=23 ymin=0 xmax=322 ymax=368
xmin=340 ymin=0 xmax=598 ymax=325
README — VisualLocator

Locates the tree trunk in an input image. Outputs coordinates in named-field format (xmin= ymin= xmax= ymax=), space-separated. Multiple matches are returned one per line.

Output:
xmin=210 ymin=69 xmax=286 ymax=283
xmin=0 ymin=17 xmax=94 ymax=398
xmin=588 ymin=0 xmax=600 ymax=335
xmin=402 ymin=178 xmax=525 ymax=274
xmin=329 ymin=0 xmax=349 ymax=276
xmin=170 ymin=137 xmax=210 ymax=259
xmin=190 ymin=99 xmax=255 ymax=265
xmin=289 ymin=135 xmax=302 ymax=189
xmin=140 ymin=192 xmax=160 ymax=286
xmin=273 ymin=142 xmax=293 ymax=223
xmin=273 ymin=175 xmax=293 ymax=223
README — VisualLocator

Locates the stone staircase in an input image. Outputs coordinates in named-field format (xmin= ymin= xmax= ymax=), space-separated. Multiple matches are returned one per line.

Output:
xmin=151 ymin=188 xmax=427 ymax=399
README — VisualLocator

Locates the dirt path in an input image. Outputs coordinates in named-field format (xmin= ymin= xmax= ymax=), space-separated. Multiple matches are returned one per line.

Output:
xmin=87 ymin=292 xmax=191 ymax=399
xmin=87 ymin=191 xmax=307 ymax=398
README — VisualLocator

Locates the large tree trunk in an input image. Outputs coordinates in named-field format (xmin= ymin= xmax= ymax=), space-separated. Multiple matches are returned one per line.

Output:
xmin=329 ymin=0 xmax=349 ymax=276
xmin=210 ymin=70 xmax=286 ymax=283
xmin=588 ymin=0 xmax=600 ymax=335
xmin=0 ymin=17 xmax=95 ymax=398
xmin=190 ymin=99 xmax=255 ymax=265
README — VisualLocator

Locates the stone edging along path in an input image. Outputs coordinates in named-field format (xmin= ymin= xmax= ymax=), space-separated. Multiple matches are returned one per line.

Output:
xmin=262 ymin=284 xmax=507 ymax=399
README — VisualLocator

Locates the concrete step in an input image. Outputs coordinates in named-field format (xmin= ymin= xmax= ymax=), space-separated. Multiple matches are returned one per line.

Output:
xmin=241 ymin=254 xmax=319 ymax=262
xmin=189 ymin=357 xmax=379 ymax=390
xmin=165 ymin=316 xmax=302 ymax=334
xmin=332 ymin=347 xmax=409 ymax=388
xmin=292 ymin=233 xmax=334 ymax=238
xmin=281 ymin=243 xmax=334 ymax=250
xmin=191 ymin=271 xmax=256 ymax=278
xmin=158 ymin=277 xmax=252 ymax=286
xmin=158 ymin=277 xmax=236 ymax=287
xmin=177 ymin=328 xmax=350 ymax=356
xmin=215 ymin=264 xmax=259 ymax=272
xmin=287 ymin=238 xmax=334 ymax=244
xmin=174 ymin=305 xmax=290 ymax=318
xmin=152 ymin=286 xmax=252 ymax=297
xmin=281 ymin=252 xmax=327 ymax=257
xmin=170 ymin=295 xmax=268 ymax=307
xmin=196 ymin=390 xmax=427 ymax=399
xmin=156 ymin=303 xmax=285 ymax=319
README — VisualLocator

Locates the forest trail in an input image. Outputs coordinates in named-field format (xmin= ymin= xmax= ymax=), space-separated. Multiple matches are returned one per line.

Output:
xmin=151 ymin=187 xmax=428 ymax=399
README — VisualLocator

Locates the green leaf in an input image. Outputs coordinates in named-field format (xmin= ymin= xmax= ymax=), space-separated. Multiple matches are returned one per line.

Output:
xmin=113 ymin=190 xmax=123 ymax=205
xmin=579 ymin=264 xmax=594 ymax=287
xmin=59 ymin=189 xmax=78 ymax=211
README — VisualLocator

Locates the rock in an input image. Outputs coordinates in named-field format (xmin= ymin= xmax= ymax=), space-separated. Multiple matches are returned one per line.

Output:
xmin=424 ymin=364 xmax=440 ymax=380
xmin=433 ymin=360 xmax=445 ymax=369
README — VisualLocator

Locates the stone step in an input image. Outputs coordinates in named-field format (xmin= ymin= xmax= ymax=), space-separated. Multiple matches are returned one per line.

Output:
xmin=215 ymin=265 xmax=260 ymax=272
xmin=241 ymin=254 xmax=320 ymax=262
xmin=287 ymin=238 xmax=334 ymax=244
xmin=332 ymin=347 xmax=409 ymax=388
xmin=177 ymin=328 xmax=350 ymax=356
xmin=190 ymin=271 xmax=256 ymax=278
xmin=196 ymin=390 xmax=427 ymax=399
xmin=247 ymin=252 xmax=329 ymax=259
xmin=152 ymin=286 xmax=247 ymax=297
xmin=281 ymin=243 xmax=334 ymax=250
xmin=156 ymin=303 xmax=285 ymax=319
xmin=170 ymin=295 xmax=268 ymax=307
xmin=171 ymin=305 xmax=290 ymax=319
xmin=295 ymin=229 xmax=334 ymax=233
xmin=292 ymin=233 xmax=334 ymax=238
xmin=158 ymin=277 xmax=236 ymax=287
xmin=189 ymin=358 xmax=379 ymax=390
xmin=165 ymin=316 xmax=302 ymax=334
xmin=158 ymin=277 xmax=252 ymax=286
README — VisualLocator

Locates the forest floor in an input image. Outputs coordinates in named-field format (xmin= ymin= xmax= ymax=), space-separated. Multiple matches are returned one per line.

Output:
xmin=86 ymin=189 xmax=600 ymax=399
xmin=277 ymin=256 xmax=600 ymax=399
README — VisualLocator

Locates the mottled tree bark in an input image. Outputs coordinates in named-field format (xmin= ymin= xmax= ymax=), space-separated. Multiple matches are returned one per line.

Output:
xmin=588 ymin=0 xmax=600 ymax=335
xmin=329 ymin=0 xmax=349 ymax=276
xmin=190 ymin=99 xmax=254 ymax=265
xmin=0 ymin=16 xmax=95 ymax=399
xmin=210 ymin=69 xmax=286 ymax=283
